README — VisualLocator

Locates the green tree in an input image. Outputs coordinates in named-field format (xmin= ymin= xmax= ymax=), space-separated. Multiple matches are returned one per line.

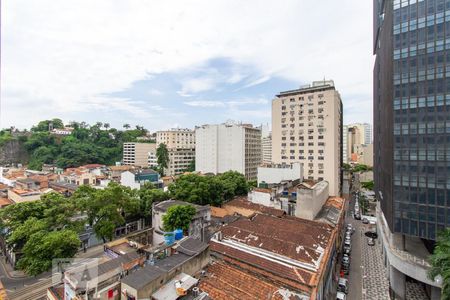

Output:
xmin=72 ymin=183 xmax=139 ymax=242
xmin=138 ymin=189 xmax=170 ymax=224
xmin=31 ymin=119 xmax=64 ymax=132
xmin=217 ymin=171 xmax=249 ymax=200
xmin=156 ymin=143 xmax=170 ymax=176
xmin=361 ymin=180 xmax=374 ymax=190
xmin=123 ymin=124 xmax=131 ymax=130
xmin=428 ymin=228 xmax=450 ymax=298
xmin=6 ymin=218 xmax=48 ymax=251
xmin=168 ymin=173 xmax=225 ymax=206
xmin=184 ymin=159 xmax=195 ymax=172
xmin=17 ymin=229 xmax=80 ymax=276
xmin=162 ymin=205 xmax=196 ymax=232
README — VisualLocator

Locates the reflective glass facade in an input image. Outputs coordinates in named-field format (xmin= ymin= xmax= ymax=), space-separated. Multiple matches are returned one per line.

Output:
xmin=375 ymin=0 xmax=450 ymax=240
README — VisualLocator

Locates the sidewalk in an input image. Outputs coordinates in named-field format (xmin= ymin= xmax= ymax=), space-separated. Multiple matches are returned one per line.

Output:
xmin=0 ymin=256 xmax=27 ymax=279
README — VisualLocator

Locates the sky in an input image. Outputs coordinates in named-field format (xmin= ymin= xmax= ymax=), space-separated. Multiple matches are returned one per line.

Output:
xmin=1 ymin=0 xmax=374 ymax=131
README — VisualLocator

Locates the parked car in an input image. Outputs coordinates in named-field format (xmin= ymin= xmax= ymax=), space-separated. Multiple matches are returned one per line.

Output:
xmin=346 ymin=224 xmax=354 ymax=232
xmin=368 ymin=238 xmax=375 ymax=246
xmin=343 ymin=247 xmax=351 ymax=255
xmin=354 ymin=212 xmax=361 ymax=220
xmin=342 ymin=255 xmax=350 ymax=265
xmin=345 ymin=232 xmax=351 ymax=240
xmin=362 ymin=218 xmax=369 ymax=224
xmin=338 ymin=278 xmax=349 ymax=294
xmin=336 ymin=291 xmax=347 ymax=300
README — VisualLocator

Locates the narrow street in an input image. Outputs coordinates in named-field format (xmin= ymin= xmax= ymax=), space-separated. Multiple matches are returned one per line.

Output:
xmin=345 ymin=180 xmax=363 ymax=300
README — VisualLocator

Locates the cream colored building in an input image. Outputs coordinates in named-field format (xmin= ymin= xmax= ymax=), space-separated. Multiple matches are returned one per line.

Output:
xmin=156 ymin=128 xmax=195 ymax=149
xmin=195 ymin=122 xmax=262 ymax=180
xmin=156 ymin=128 xmax=195 ymax=175
xmin=272 ymin=80 xmax=342 ymax=196
xmin=122 ymin=142 xmax=157 ymax=168
xmin=343 ymin=123 xmax=372 ymax=164
xmin=261 ymin=133 xmax=272 ymax=163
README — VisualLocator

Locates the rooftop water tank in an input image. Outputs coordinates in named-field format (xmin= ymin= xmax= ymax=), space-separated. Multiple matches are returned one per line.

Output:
xmin=174 ymin=229 xmax=183 ymax=240
xmin=164 ymin=232 xmax=175 ymax=245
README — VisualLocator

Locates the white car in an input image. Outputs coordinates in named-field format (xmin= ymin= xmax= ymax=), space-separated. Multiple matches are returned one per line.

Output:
xmin=336 ymin=291 xmax=347 ymax=300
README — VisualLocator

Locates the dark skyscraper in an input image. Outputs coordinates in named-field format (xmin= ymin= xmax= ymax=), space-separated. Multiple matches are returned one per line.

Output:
xmin=374 ymin=0 xmax=447 ymax=297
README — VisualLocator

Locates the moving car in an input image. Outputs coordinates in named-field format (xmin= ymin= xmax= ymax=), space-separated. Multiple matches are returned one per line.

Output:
xmin=336 ymin=291 xmax=347 ymax=300
xmin=368 ymin=238 xmax=375 ymax=246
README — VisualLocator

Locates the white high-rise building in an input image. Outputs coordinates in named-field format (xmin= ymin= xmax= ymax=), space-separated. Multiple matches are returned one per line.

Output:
xmin=272 ymin=80 xmax=343 ymax=196
xmin=195 ymin=122 xmax=262 ymax=180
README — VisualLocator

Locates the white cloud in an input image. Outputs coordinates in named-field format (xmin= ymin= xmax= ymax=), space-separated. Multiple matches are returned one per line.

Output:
xmin=1 ymin=0 xmax=373 ymax=129
xmin=184 ymin=101 xmax=226 ymax=108
xmin=184 ymin=98 xmax=268 ymax=109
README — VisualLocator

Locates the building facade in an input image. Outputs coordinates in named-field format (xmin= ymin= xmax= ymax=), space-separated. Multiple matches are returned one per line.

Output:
xmin=122 ymin=143 xmax=157 ymax=168
xmin=156 ymin=128 xmax=195 ymax=149
xmin=261 ymin=132 xmax=272 ymax=163
xmin=343 ymin=123 xmax=374 ymax=164
xmin=195 ymin=122 xmax=262 ymax=180
xmin=156 ymin=129 xmax=195 ymax=175
xmin=272 ymin=80 xmax=343 ymax=196
xmin=374 ymin=0 xmax=446 ymax=298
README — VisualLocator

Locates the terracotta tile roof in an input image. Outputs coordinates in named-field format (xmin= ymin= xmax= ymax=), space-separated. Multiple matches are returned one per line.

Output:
xmin=0 ymin=183 xmax=8 ymax=190
xmin=220 ymin=214 xmax=332 ymax=268
xmin=29 ymin=175 xmax=49 ymax=183
xmin=199 ymin=261 xmax=306 ymax=300
xmin=210 ymin=242 xmax=313 ymax=287
xmin=211 ymin=206 xmax=229 ymax=218
xmin=109 ymin=165 xmax=134 ymax=171
xmin=324 ymin=196 xmax=345 ymax=210
xmin=0 ymin=197 xmax=13 ymax=207
xmin=80 ymin=164 xmax=105 ymax=169
xmin=224 ymin=197 xmax=285 ymax=217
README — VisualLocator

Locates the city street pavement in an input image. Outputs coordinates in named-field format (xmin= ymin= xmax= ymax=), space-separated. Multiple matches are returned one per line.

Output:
xmin=345 ymin=190 xmax=363 ymax=300
xmin=2 ymin=243 xmax=107 ymax=299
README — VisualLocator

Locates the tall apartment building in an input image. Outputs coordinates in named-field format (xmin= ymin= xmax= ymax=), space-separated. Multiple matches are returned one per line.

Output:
xmin=343 ymin=123 xmax=373 ymax=164
xmin=374 ymin=0 xmax=445 ymax=297
xmin=262 ymin=132 xmax=272 ymax=163
xmin=195 ymin=122 xmax=262 ymax=180
xmin=155 ymin=128 xmax=195 ymax=176
xmin=156 ymin=128 xmax=195 ymax=149
xmin=122 ymin=143 xmax=156 ymax=168
xmin=272 ymin=80 xmax=343 ymax=196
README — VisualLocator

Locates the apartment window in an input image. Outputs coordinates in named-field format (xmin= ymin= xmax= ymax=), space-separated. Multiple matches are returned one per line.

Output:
xmin=282 ymin=106 xmax=286 ymax=110
xmin=308 ymin=142 xmax=314 ymax=146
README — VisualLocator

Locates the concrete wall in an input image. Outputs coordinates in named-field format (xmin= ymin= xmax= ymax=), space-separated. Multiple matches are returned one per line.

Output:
xmin=257 ymin=163 xmax=302 ymax=185
xmin=120 ymin=171 xmax=140 ymax=190
xmin=195 ymin=123 xmax=261 ymax=180
xmin=152 ymin=208 xmax=211 ymax=245
xmin=123 ymin=248 xmax=210 ymax=300
xmin=295 ymin=181 xmax=329 ymax=220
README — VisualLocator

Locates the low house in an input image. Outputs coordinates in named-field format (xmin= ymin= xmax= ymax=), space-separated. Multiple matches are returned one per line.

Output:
xmin=120 ymin=169 xmax=162 ymax=190
xmin=202 ymin=213 xmax=338 ymax=299
xmin=152 ymin=200 xmax=211 ymax=245
xmin=7 ymin=187 xmax=53 ymax=203
xmin=121 ymin=237 xmax=209 ymax=300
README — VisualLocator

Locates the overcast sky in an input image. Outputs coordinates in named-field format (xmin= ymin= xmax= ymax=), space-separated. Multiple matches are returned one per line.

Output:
xmin=1 ymin=0 xmax=373 ymax=131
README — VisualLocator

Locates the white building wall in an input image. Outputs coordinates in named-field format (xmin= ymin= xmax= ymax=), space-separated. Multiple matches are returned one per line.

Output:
xmin=295 ymin=181 xmax=329 ymax=220
xmin=195 ymin=123 xmax=261 ymax=179
xmin=120 ymin=171 xmax=140 ymax=189
xmin=257 ymin=163 xmax=302 ymax=185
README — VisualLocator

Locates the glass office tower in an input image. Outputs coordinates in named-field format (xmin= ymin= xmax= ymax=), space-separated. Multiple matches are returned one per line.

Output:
xmin=374 ymin=0 xmax=450 ymax=241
